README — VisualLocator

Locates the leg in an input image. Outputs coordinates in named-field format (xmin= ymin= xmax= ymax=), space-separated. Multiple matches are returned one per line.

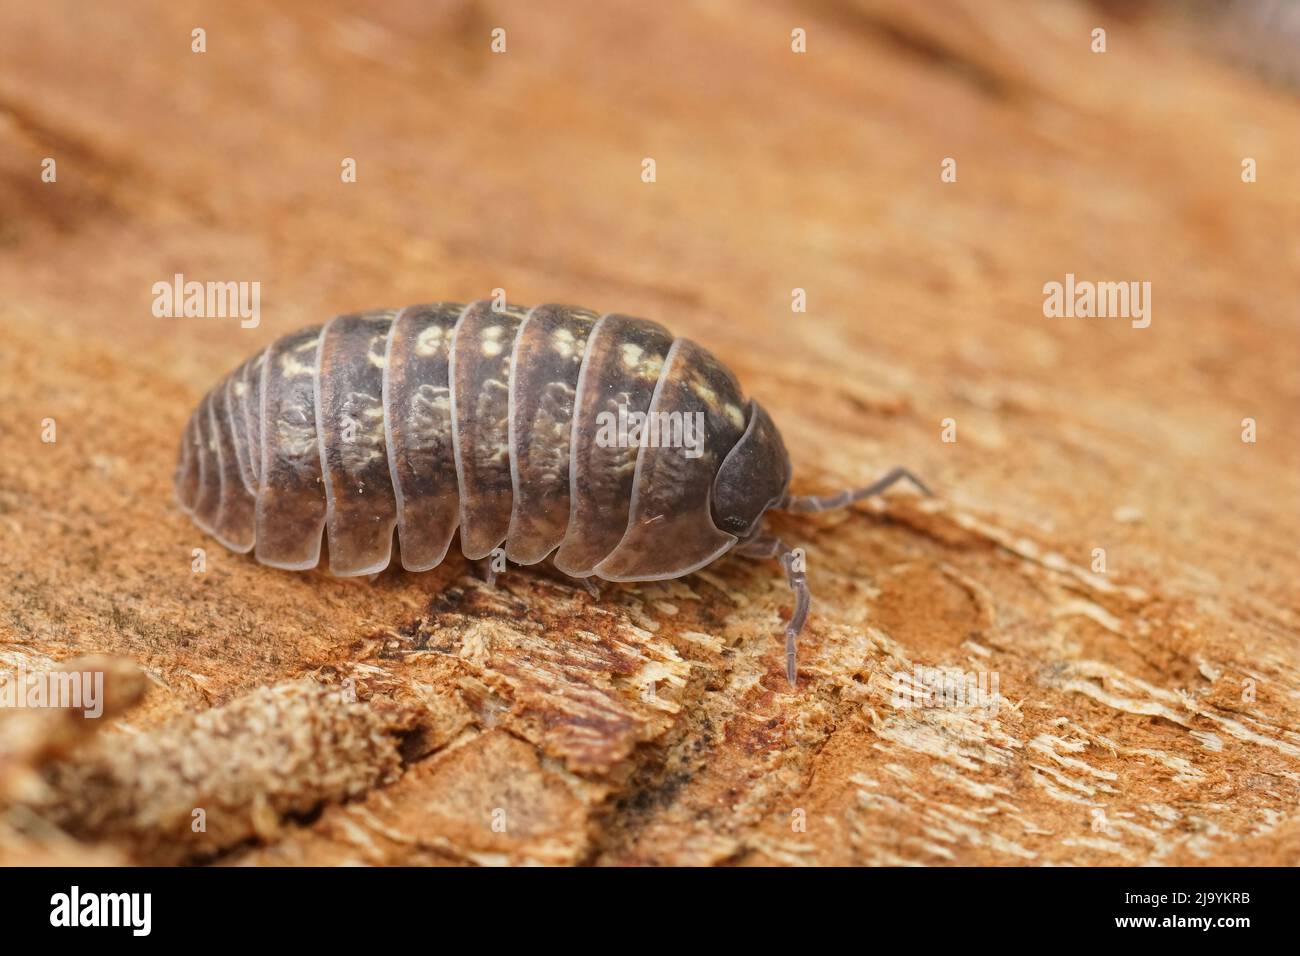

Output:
xmin=565 ymin=573 xmax=601 ymax=600
xmin=779 ymin=466 xmax=932 ymax=514
xmin=736 ymin=533 xmax=811 ymax=687
xmin=541 ymin=561 xmax=601 ymax=599
xmin=480 ymin=550 xmax=505 ymax=588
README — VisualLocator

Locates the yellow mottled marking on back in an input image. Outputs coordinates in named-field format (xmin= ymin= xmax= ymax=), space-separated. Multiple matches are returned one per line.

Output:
xmin=482 ymin=325 xmax=506 ymax=357
xmin=552 ymin=327 xmax=575 ymax=358
xmin=415 ymin=324 xmax=446 ymax=356
xmin=280 ymin=354 xmax=314 ymax=377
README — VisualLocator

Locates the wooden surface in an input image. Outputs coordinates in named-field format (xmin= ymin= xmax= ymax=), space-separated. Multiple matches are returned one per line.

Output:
xmin=1 ymin=0 xmax=1298 ymax=866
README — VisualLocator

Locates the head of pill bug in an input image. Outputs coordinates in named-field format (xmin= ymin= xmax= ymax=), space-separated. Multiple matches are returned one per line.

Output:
xmin=709 ymin=400 xmax=792 ymax=540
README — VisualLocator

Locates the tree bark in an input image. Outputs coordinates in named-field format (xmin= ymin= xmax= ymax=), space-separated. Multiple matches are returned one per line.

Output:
xmin=0 ymin=0 xmax=1297 ymax=865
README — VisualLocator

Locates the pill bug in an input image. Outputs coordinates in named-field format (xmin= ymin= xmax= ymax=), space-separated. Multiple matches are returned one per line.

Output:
xmin=174 ymin=300 xmax=929 ymax=685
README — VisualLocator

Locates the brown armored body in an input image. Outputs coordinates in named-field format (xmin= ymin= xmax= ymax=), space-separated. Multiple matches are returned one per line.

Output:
xmin=176 ymin=299 xmax=928 ymax=684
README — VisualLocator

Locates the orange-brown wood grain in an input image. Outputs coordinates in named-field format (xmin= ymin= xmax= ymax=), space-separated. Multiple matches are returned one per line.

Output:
xmin=0 ymin=0 xmax=1297 ymax=865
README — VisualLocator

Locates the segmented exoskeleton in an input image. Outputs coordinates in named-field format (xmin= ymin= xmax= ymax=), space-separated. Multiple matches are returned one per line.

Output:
xmin=175 ymin=301 xmax=929 ymax=684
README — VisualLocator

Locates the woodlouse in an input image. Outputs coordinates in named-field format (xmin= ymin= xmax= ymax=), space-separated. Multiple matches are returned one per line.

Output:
xmin=174 ymin=301 xmax=930 ymax=685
